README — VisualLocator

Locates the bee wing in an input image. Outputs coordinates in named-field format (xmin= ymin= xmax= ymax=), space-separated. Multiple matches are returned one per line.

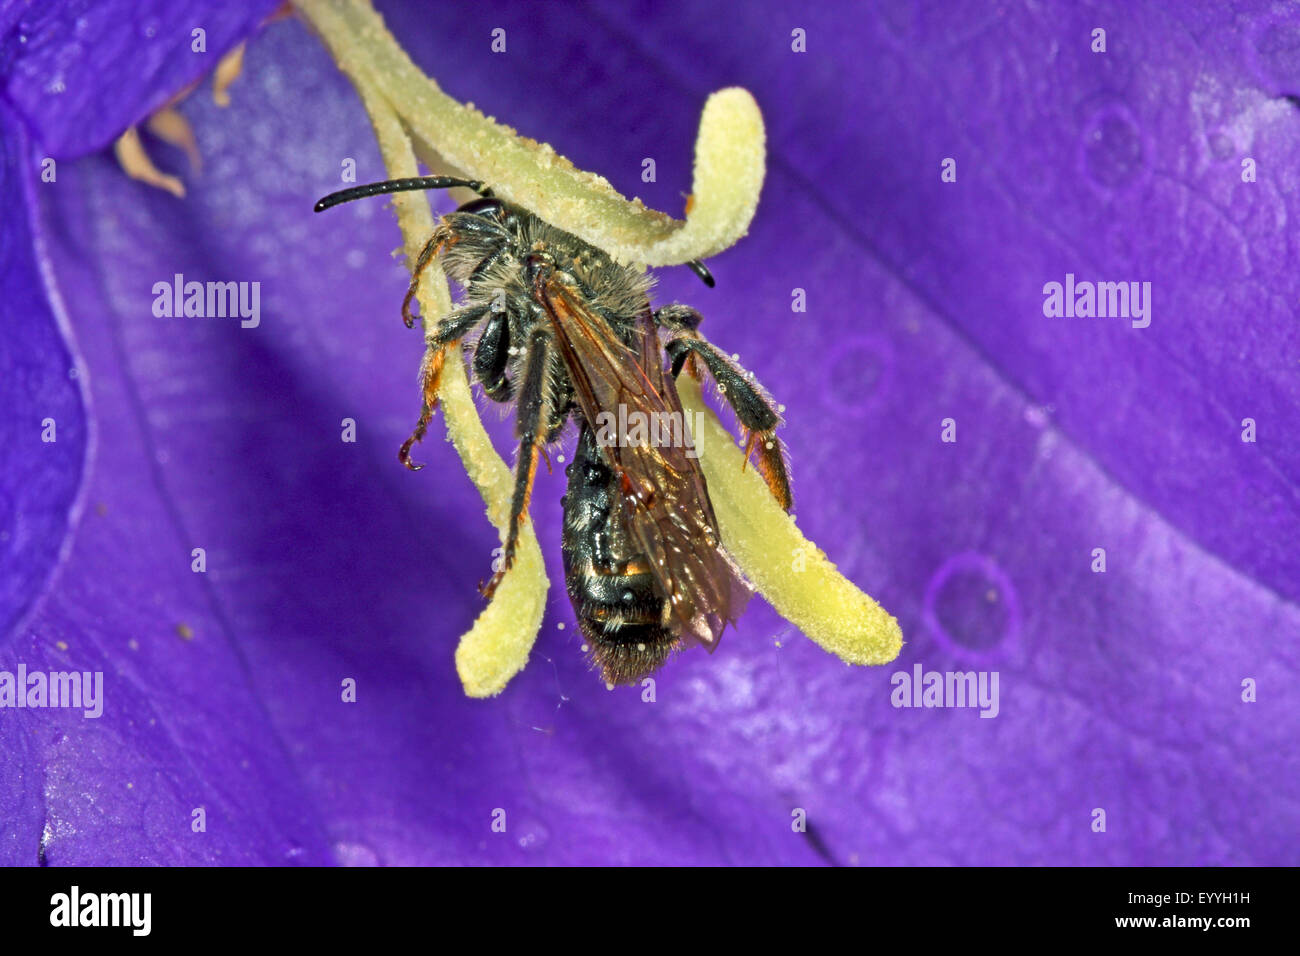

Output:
xmin=535 ymin=277 xmax=749 ymax=646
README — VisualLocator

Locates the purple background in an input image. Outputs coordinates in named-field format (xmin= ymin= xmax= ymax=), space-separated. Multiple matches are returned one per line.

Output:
xmin=1 ymin=0 xmax=1297 ymax=865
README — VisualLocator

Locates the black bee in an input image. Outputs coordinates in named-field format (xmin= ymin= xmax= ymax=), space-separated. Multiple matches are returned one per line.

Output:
xmin=314 ymin=176 xmax=792 ymax=684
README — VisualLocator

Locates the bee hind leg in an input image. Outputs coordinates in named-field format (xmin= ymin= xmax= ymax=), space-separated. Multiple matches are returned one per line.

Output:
xmin=657 ymin=308 xmax=793 ymax=512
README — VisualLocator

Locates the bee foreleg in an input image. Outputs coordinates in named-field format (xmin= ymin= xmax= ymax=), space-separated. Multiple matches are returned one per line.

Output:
xmin=663 ymin=333 xmax=793 ymax=512
xmin=481 ymin=330 xmax=554 ymax=600
xmin=401 ymin=223 xmax=455 ymax=328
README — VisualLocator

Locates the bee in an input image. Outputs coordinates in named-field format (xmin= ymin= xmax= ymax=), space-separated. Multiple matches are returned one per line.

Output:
xmin=314 ymin=177 xmax=792 ymax=684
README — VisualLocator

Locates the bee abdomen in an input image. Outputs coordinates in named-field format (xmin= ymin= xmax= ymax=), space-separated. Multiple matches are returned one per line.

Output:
xmin=561 ymin=424 xmax=677 ymax=684
xmin=569 ymin=566 xmax=661 ymax=623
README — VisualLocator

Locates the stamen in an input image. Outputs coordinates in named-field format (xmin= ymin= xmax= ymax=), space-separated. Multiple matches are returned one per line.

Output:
xmin=680 ymin=377 xmax=903 ymax=667
xmin=113 ymin=126 xmax=185 ymax=198
xmin=343 ymin=68 xmax=549 ymax=699
xmin=212 ymin=41 xmax=247 ymax=107
xmin=295 ymin=0 xmax=764 ymax=267
xmin=145 ymin=108 xmax=201 ymax=172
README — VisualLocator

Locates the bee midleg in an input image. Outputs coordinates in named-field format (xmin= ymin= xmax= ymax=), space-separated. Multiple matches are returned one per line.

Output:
xmin=659 ymin=311 xmax=793 ymax=511
xmin=481 ymin=329 xmax=557 ymax=599
xmin=399 ymin=302 xmax=492 ymax=470
xmin=400 ymin=222 xmax=455 ymax=328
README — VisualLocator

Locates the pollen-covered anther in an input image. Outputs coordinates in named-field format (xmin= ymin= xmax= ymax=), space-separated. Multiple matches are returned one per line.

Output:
xmin=679 ymin=375 xmax=903 ymax=667
xmin=293 ymin=0 xmax=764 ymax=267
xmin=309 ymin=45 xmax=549 ymax=699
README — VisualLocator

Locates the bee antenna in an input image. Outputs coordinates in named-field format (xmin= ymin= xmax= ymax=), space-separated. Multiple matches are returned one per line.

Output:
xmin=313 ymin=176 xmax=488 ymax=213
xmin=687 ymin=259 xmax=715 ymax=288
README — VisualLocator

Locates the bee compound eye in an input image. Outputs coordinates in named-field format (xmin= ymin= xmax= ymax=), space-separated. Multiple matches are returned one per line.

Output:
xmin=456 ymin=197 xmax=505 ymax=219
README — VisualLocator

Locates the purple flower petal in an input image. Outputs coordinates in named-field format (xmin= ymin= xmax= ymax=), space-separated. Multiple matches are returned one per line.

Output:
xmin=0 ymin=104 xmax=83 ymax=647
xmin=0 ymin=100 xmax=87 ymax=865
xmin=1 ymin=98 xmax=334 ymax=865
